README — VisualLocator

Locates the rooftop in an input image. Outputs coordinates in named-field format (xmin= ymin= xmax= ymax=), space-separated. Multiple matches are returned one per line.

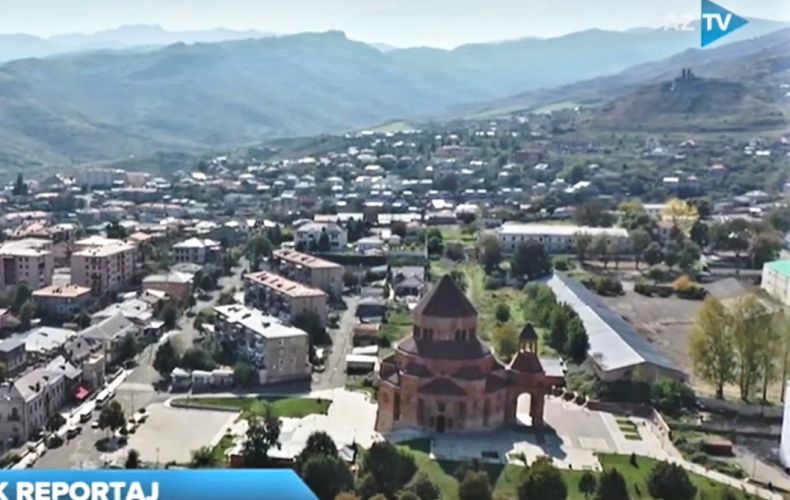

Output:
xmin=214 ymin=304 xmax=308 ymax=339
xmin=273 ymin=249 xmax=342 ymax=270
xmin=413 ymin=275 xmax=476 ymax=319
xmin=766 ymin=260 xmax=790 ymax=279
xmin=245 ymin=271 xmax=326 ymax=298
xmin=0 ymin=238 xmax=52 ymax=257
xmin=498 ymin=223 xmax=628 ymax=238
xmin=33 ymin=283 xmax=91 ymax=299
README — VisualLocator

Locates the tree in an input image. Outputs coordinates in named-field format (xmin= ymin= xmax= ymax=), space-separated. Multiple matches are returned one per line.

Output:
xmin=650 ymin=378 xmax=695 ymax=415
xmin=479 ymin=235 xmax=502 ymax=272
xmin=406 ymin=473 xmax=440 ymax=500
xmin=245 ymin=233 xmax=273 ymax=270
xmin=575 ymin=233 xmax=592 ymax=263
xmin=629 ymin=229 xmax=651 ymax=269
xmin=690 ymin=220 xmax=709 ymax=248
xmin=517 ymin=456 xmax=567 ymax=500
xmin=606 ymin=239 xmax=620 ymax=269
xmin=548 ymin=304 xmax=573 ymax=353
xmin=295 ymin=431 xmax=337 ymax=472
xmin=663 ymin=240 xmax=680 ymax=269
xmin=190 ymin=446 xmax=217 ymax=468
xmin=105 ymin=221 xmax=128 ymax=239
xmin=647 ymin=462 xmax=697 ymax=500
xmin=362 ymin=441 xmax=417 ymax=498
xmin=750 ymin=231 xmax=782 ymax=269
xmin=76 ymin=310 xmax=92 ymax=329
xmin=162 ymin=305 xmax=178 ymax=330
xmin=591 ymin=235 xmax=609 ymax=268
xmin=492 ymin=323 xmax=519 ymax=361
xmin=180 ymin=346 xmax=216 ymax=371
xmin=293 ymin=311 xmax=326 ymax=346
xmin=511 ymin=242 xmax=552 ymax=281
xmin=447 ymin=270 xmax=467 ymax=292
xmin=565 ymin=317 xmax=589 ymax=364
xmin=233 ymin=362 xmax=256 ymax=387
xmin=46 ymin=413 xmax=66 ymax=432
xmin=678 ymin=241 xmax=701 ymax=273
xmin=427 ymin=236 xmax=444 ymax=256
xmin=125 ymin=449 xmax=141 ymax=469
xmin=690 ymin=297 xmax=735 ymax=399
xmin=578 ymin=471 xmax=597 ymax=499
xmin=301 ymin=455 xmax=353 ymax=500
xmin=317 ymin=231 xmax=331 ymax=252
xmin=594 ymin=468 xmax=629 ymax=500
xmin=12 ymin=173 xmax=27 ymax=196
xmin=12 ymin=282 xmax=31 ymax=312
xmin=19 ymin=301 xmax=34 ymax=330
xmin=663 ymin=198 xmax=699 ymax=234
xmin=118 ymin=335 xmax=138 ymax=362
xmin=643 ymin=242 xmax=663 ymax=267
xmin=458 ymin=471 xmax=491 ymax=500
xmin=153 ymin=341 xmax=179 ymax=376
xmin=444 ymin=243 xmax=465 ymax=261
xmin=574 ymin=202 xmax=614 ymax=227
xmin=98 ymin=401 xmax=125 ymax=432
xmin=731 ymin=296 xmax=770 ymax=401
xmin=495 ymin=303 xmax=511 ymax=323
xmin=242 ymin=403 xmax=281 ymax=468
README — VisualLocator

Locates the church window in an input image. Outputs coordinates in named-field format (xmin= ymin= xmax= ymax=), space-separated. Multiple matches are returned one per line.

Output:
xmin=394 ymin=393 xmax=401 ymax=421
xmin=437 ymin=401 xmax=445 ymax=413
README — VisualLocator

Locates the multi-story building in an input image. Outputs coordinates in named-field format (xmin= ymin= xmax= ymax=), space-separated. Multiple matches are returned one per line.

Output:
xmin=244 ymin=271 xmax=328 ymax=327
xmin=762 ymin=260 xmax=790 ymax=306
xmin=32 ymin=283 xmax=93 ymax=319
xmin=0 ymin=367 xmax=67 ymax=447
xmin=0 ymin=239 xmax=54 ymax=292
xmin=0 ymin=338 xmax=26 ymax=377
xmin=80 ymin=313 xmax=137 ymax=365
xmin=495 ymin=223 xmax=629 ymax=254
xmin=295 ymin=222 xmax=347 ymax=252
xmin=172 ymin=238 xmax=221 ymax=264
xmin=214 ymin=304 xmax=310 ymax=385
xmin=71 ymin=237 xmax=136 ymax=295
xmin=142 ymin=271 xmax=195 ymax=302
xmin=271 ymin=249 xmax=344 ymax=297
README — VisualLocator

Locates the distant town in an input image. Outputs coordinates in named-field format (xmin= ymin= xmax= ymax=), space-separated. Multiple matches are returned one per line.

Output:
xmin=0 ymin=102 xmax=787 ymax=500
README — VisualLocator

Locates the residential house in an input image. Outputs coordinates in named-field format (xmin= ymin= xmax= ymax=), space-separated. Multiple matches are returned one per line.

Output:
xmin=143 ymin=271 xmax=195 ymax=302
xmin=80 ymin=313 xmax=137 ymax=365
xmin=172 ymin=238 xmax=222 ymax=264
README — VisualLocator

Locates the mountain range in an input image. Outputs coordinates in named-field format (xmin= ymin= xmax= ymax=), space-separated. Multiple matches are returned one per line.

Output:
xmin=0 ymin=20 xmax=786 ymax=169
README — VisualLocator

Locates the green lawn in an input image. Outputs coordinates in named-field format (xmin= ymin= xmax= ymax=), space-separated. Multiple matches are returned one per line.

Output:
xmin=210 ymin=434 xmax=234 ymax=466
xmin=381 ymin=306 xmax=413 ymax=344
xmin=396 ymin=446 xmax=750 ymax=500
xmin=438 ymin=226 xmax=478 ymax=245
xmin=172 ymin=396 xmax=331 ymax=418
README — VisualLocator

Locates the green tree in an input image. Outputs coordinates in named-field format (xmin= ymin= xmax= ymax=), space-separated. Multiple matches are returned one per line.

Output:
xmin=479 ymin=235 xmax=502 ymax=272
xmin=591 ymin=235 xmax=609 ymax=268
xmin=575 ymin=233 xmax=592 ymax=263
xmin=317 ymin=231 xmax=331 ymax=252
xmin=565 ymin=317 xmax=589 ymax=364
xmin=495 ymin=303 xmax=511 ymax=323
xmin=406 ymin=473 xmax=440 ymax=500
xmin=458 ymin=471 xmax=491 ymax=500
xmin=731 ymin=296 xmax=770 ymax=401
xmin=594 ymin=468 xmax=629 ymax=500
xmin=46 ymin=413 xmax=66 ymax=432
xmin=180 ymin=346 xmax=216 ymax=371
xmin=647 ymin=462 xmax=697 ymax=500
xmin=578 ymin=471 xmax=597 ymax=498
xmin=663 ymin=241 xmax=681 ymax=269
xmin=12 ymin=282 xmax=31 ymax=312
xmin=517 ymin=456 xmax=567 ymax=500
xmin=98 ymin=401 xmax=125 ymax=432
xmin=492 ymin=323 xmax=519 ymax=361
xmin=511 ymin=242 xmax=552 ymax=280
xmin=233 ymin=362 xmax=256 ymax=387
xmin=293 ymin=311 xmax=326 ymax=346
xmin=301 ymin=455 xmax=354 ymax=500
xmin=643 ymin=242 xmax=663 ymax=267
xmin=125 ymin=449 xmax=141 ymax=469
xmin=105 ymin=221 xmax=128 ymax=239
xmin=76 ymin=310 xmax=92 ymax=329
xmin=242 ymin=403 xmax=281 ymax=468
xmin=12 ymin=173 xmax=27 ymax=196
xmin=245 ymin=233 xmax=273 ymax=271
xmin=690 ymin=297 xmax=735 ymax=399
xmin=750 ymin=231 xmax=782 ymax=269
xmin=678 ymin=241 xmax=701 ymax=273
xmin=690 ymin=220 xmax=709 ymax=248
xmin=629 ymin=229 xmax=651 ymax=270
xmin=447 ymin=270 xmax=467 ymax=292
xmin=650 ymin=378 xmax=695 ymax=415
xmin=118 ymin=334 xmax=139 ymax=361
xmin=153 ymin=341 xmax=179 ymax=377
xmin=548 ymin=304 xmax=573 ymax=353
xmin=427 ymin=237 xmax=444 ymax=256
xmin=162 ymin=305 xmax=178 ymax=330
xmin=19 ymin=301 xmax=35 ymax=330
xmin=190 ymin=446 xmax=218 ymax=468
xmin=295 ymin=431 xmax=337 ymax=472
xmin=362 ymin=441 xmax=417 ymax=498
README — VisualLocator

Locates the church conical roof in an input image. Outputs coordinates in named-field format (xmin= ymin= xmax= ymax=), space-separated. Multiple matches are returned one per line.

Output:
xmin=520 ymin=323 xmax=538 ymax=341
xmin=412 ymin=275 xmax=476 ymax=318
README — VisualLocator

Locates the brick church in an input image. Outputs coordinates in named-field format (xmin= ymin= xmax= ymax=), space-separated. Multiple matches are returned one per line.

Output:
xmin=376 ymin=275 xmax=564 ymax=433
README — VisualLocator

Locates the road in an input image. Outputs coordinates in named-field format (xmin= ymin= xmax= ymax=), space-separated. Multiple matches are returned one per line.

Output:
xmin=313 ymin=296 xmax=359 ymax=390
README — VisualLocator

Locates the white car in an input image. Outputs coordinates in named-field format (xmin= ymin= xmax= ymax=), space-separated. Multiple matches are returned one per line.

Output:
xmin=90 ymin=420 xmax=100 ymax=429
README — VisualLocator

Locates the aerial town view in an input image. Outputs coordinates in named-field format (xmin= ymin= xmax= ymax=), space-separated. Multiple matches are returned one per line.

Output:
xmin=0 ymin=0 xmax=787 ymax=499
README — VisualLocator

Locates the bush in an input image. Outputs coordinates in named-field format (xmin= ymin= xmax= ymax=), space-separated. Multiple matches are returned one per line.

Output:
xmin=650 ymin=378 xmax=696 ymax=415
xmin=484 ymin=276 xmax=505 ymax=290
xmin=634 ymin=281 xmax=652 ymax=296
xmin=553 ymin=256 xmax=574 ymax=271
xmin=647 ymin=266 xmax=667 ymax=281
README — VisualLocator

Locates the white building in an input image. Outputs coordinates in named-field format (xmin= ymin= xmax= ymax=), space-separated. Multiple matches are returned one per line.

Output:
xmin=295 ymin=222 xmax=347 ymax=252
xmin=496 ymin=223 xmax=629 ymax=254
xmin=214 ymin=304 xmax=310 ymax=385
xmin=172 ymin=238 xmax=221 ymax=264
xmin=761 ymin=260 xmax=790 ymax=306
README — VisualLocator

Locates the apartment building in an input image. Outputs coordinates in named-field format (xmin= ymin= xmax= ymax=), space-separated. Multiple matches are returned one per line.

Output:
xmin=244 ymin=271 xmax=328 ymax=327
xmin=271 ymin=249 xmax=344 ymax=297
xmin=214 ymin=304 xmax=310 ymax=385
xmin=0 ymin=338 xmax=26 ymax=377
xmin=496 ymin=223 xmax=629 ymax=254
xmin=32 ymin=283 xmax=93 ymax=319
xmin=143 ymin=271 xmax=195 ymax=302
xmin=0 ymin=239 xmax=54 ymax=292
xmin=71 ymin=236 xmax=136 ymax=295
xmin=0 ymin=368 xmax=67 ymax=447
xmin=762 ymin=260 xmax=790 ymax=306
xmin=172 ymin=238 xmax=221 ymax=264
xmin=294 ymin=222 xmax=347 ymax=252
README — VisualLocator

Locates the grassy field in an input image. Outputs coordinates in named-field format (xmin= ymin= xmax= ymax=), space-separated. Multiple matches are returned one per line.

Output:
xmin=381 ymin=306 xmax=413 ymax=344
xmin=438 ymin=226 xmax=478 ymax=245
xmin=397 ymin=442 xmax=749 ymax=500
xmin=172 ymin=396 xmax=331 ymax=418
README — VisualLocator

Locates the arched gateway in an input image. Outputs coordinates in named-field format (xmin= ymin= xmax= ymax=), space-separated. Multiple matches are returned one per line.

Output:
xmin=376 ymin=276 xmax=564 ymax=433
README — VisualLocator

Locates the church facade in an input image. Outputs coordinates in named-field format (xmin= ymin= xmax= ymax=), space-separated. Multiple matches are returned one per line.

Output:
xmin=376 ymin=275 xmax=564 ymax=433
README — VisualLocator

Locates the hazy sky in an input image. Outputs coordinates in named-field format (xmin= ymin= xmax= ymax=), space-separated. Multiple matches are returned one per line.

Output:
xmin=4 ymin=0 xmax=790 ymax=48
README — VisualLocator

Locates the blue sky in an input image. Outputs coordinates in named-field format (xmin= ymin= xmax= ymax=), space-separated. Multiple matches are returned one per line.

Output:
xmin=5 ymin=0 xmax=790 ymax=48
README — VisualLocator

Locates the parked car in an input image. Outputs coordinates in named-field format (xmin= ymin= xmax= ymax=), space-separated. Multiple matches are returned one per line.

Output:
xmin=66 ymin=427 xmax=81 ymax=439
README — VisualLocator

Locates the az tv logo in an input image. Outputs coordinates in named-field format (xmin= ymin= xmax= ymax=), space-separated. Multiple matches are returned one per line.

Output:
xmin=701 ymin=0 xmax=748 ymax=47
